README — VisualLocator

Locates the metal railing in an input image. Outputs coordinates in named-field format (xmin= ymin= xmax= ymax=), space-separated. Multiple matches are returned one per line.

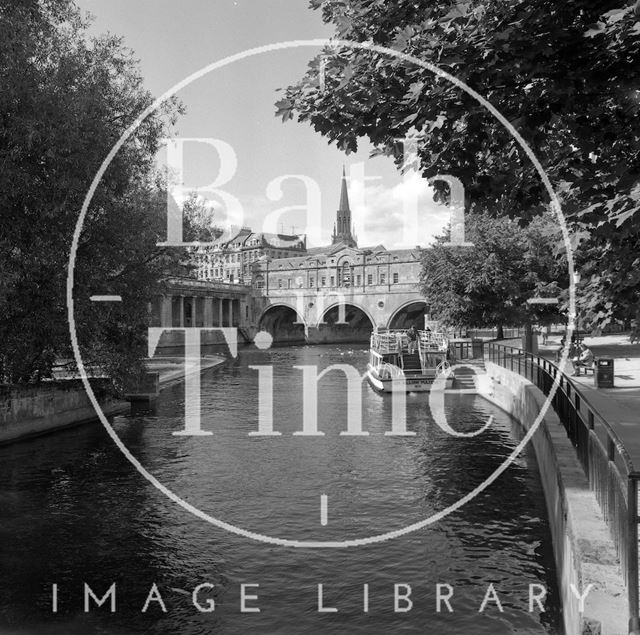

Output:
xmin=370 ymin=331 xmax=403 ymax=354
xmin=486 ymin=342 xmax=640 ymax=634
xmin=418 ymin=330 xmax=448 ymax=351
xmin=371 ymin=329 xmax=448 ymax=355
xmin=379 ymin=362 xmax=405 ymax=380
xmin=448 ymin=338 xmax=485 ymax=361
xmin=466 ymin=327 xmax=525 ymax=339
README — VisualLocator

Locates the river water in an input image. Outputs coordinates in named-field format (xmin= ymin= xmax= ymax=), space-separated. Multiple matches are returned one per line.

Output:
xmin=0 ymin=344 xmax=561 ymax=634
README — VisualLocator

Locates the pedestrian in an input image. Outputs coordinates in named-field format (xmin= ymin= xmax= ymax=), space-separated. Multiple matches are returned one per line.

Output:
xmin=572 ymin=343 xmax=594 ymax=376
xmin=542 ymin=326 xmax=549 ymax=345
xmin=407 ymin=325 xmax=418 ymax=354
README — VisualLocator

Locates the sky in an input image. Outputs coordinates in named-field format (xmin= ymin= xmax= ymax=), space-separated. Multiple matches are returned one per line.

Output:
xmin=76 ymin=0 xmax=449 ymax=248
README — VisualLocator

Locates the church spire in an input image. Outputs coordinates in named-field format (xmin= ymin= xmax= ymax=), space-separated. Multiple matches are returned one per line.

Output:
xmin=338 ymin=165 xmax=350 ymax=212
xmin=332 ymin=165 xmax=357 ymax=247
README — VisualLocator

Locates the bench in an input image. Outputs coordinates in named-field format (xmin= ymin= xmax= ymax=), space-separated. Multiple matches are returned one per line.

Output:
xmin=573 ymin=361 xmax=595 ymax=376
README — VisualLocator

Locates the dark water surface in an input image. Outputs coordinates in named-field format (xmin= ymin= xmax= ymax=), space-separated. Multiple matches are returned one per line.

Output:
xmin=0 ymin=345 xmax=561 ymax=634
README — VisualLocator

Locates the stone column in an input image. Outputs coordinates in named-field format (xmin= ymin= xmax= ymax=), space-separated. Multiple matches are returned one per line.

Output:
xmin=178 ymin=295 xmax=184 ymax=327
xmin=218 ymin=298 xmax=224 ymax=327
xmin=193 ymin=296 xmax=199 ymax=327
xmin=204 ymin=297 xmax=213 ymax=327
xmin=161 ymin=295 xmax=172 ymax=327
xmin=227 ymin=298 xmax=234 ymax=327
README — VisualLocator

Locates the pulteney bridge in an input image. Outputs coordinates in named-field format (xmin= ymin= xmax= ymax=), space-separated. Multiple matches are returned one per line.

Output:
xmin=151 ymin=275 xmax=428 ymax=347
xmin=253 ymin=282 xmax=428 ymax=344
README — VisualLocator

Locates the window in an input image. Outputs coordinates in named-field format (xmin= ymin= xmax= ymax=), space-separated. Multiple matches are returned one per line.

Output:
xmin=367 ymin=274 xmax=373 ymax=285
xmin=356 ymin=275 xmax=361 ymax=286
xmin=380 ymin=273 xmax=386 ymax=284
xmin=340 ymin=261 xmax=351 ymax=287
xmin=393 ymin=272 xmax=399 ymax=284
xmin=278 ymin=279 xmax=283 ymax=289
xmin=287 ymin=278 xmax=292 ymax=288
xmin=330 ymin=276 xmax=335 ymax=287
xmin=321 ymin=276 xmax=326 ymax=286
xmin=310 ymin=277 xmax=315 ymax=287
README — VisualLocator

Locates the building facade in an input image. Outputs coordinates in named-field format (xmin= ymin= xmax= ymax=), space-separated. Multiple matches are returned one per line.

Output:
xmin=252 ymin=244 xmax=422 ymax=296
xmin=251 ymin=168 xmax=422 ymax=301
xmin=195 ymin=227 xmax=306 ymax=284
xmin=191 ymin=168 xmax=424 ymax=334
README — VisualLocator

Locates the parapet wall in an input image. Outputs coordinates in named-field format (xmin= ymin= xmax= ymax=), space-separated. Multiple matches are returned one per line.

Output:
xmin=480 ymin=362 xmax=626 ymax=635
xmin=0 ymin=379 xmax=126 ymax=444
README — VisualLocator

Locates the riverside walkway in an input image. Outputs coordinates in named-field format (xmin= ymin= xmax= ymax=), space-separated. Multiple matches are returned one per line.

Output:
xmin=539 ymin=334 xmax=640 ymax=463
xmin=486 ymin=332 xmax=640 ymax=633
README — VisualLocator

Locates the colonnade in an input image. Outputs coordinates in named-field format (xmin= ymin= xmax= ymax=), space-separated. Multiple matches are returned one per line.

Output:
xmin=155 ymin=295 xmax=242 ymax=328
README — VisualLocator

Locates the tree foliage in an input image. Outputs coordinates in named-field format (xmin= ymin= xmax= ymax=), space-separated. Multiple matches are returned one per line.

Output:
xmin=420 ymin=213 xmax=567 ymax=331
xmin=277 ymin=0 xmax=640 ymax=331
xmin=0 ymin=0 xmax=185 ymax=387
xmin=182 ymin=193 xmax=223 ymax=243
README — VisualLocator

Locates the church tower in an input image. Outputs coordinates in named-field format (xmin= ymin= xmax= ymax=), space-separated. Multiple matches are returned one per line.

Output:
xmin=331 ymin=166 xmax=358 ymax=248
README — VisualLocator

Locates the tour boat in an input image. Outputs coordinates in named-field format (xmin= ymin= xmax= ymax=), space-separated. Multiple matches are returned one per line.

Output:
xmin=366 ymin=322 xmax=454 ymax=392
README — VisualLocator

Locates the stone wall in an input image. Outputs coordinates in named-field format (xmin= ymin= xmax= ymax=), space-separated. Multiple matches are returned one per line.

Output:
xmin=0 ymin=379 xmax=126 ymax=444
xmin=480 ymin=362 xmax=627 ymax=635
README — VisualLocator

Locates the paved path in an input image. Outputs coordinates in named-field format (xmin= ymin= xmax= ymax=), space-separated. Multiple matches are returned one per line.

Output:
xmin=537 ymin=334 xmax=640 ymax=465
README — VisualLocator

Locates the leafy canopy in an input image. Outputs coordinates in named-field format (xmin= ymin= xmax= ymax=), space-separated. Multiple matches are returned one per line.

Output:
xmin=420 ymin=213 xmax=567 ymax=330
xmin=277 ymin=0 xmax=640 ymax=331
xmin=0 ymin=0 xmax=185 ymax=386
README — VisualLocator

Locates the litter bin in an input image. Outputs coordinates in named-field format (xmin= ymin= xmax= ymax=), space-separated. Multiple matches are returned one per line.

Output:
xmin=594 ymin=358 xmax=614 ymax=388
xmin=522 ymin=330 xmax=539 ymax=354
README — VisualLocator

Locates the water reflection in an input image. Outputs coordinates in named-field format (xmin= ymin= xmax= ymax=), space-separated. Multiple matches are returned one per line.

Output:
xmin=0 ymin=344 xmax=560 ymax=633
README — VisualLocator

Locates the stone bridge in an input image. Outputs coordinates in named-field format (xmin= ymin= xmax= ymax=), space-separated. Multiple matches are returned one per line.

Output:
xmin=150 ymin=278 xmax=428 ymax=347
xmin=253 ymin=283 xmax=428 ymax=344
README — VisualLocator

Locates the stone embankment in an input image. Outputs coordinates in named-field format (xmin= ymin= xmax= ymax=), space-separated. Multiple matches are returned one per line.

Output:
xmin=0 ymin=379 xmax=127 ymax=445
xmin=478 ymin=362 xmax=627 ymax=635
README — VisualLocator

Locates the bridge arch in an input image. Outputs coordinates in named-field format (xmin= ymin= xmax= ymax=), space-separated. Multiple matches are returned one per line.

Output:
xmin=258 ymin=303 xmax=307 ymax=343
xmin=387 ymin=300 xmax=429 ymax=330
xmin=319 ymin=302 xmax=375 ymax=330
xmin=258 ymin=302 xmax=306 ymax=326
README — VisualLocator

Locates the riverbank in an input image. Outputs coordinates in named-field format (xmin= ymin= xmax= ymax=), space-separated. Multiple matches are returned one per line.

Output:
xmin=0 ymin=379 xmax=128 ymax=445
xmin=0 ymin=355 xmax=227 ymax=445
xmin=479 ymin=361 xmax=627 ymax=635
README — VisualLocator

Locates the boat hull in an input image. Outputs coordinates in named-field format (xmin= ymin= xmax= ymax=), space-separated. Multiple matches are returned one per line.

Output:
xmin=366 ymin=365 xmax=454 ymax=393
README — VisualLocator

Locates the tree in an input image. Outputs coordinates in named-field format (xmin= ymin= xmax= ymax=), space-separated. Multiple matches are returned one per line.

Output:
xmin=276 ymin=0 xmax=640 ymax=333
xmin=0 ymin=0 xmax=184 ymax=387
xmin=420 ymin=213 xmax=567 ymax=337
xmin=182 ymin=193 xmax=223 ymax=243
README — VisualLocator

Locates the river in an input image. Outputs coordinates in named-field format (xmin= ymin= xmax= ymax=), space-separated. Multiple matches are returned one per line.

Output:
xmin=0 ymin=344 xmax=561 ymax=634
